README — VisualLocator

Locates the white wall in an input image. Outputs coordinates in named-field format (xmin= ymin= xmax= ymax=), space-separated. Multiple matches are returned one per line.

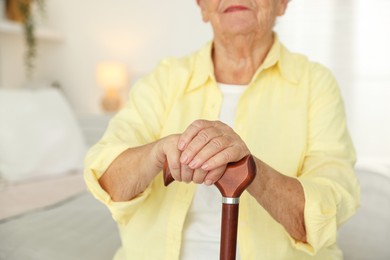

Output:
xmin=0 ymin=0 xmax=212 ymax=110
xmin=45 ymin=0 xmax=212 ymax=113
xmin=276 ymin=0 xmax=390 ymax=164
xmin=1 ymin=0 xmax=389 ymax=165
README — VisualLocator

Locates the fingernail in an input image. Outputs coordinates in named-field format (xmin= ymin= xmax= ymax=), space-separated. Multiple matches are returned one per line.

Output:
xmin=201 ymin=164 xmax=209 ymax=171
xmin=178 ymin=141 xmax=186 ymax=150
xmin=205 ymin=179 xmax=213 ymax=186
xmin=180 ymin=154 xmax=188 ymax=164
xmin=189 ymin=160 xmax=197 ymax=169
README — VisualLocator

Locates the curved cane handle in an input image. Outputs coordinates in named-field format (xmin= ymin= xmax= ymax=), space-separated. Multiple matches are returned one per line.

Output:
xmin=214 ymin=155 xmax=256 ymax=198
xmin=163 ymin=162 xmax=175 ymax=186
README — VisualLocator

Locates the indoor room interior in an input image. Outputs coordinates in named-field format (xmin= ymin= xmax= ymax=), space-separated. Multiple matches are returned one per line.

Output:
xmin=0 ymin=0 xmax=389 ymax=259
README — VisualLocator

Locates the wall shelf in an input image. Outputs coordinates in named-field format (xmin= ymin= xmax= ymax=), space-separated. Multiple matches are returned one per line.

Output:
xmin=0 ymin=20 xmax=64 ymax=42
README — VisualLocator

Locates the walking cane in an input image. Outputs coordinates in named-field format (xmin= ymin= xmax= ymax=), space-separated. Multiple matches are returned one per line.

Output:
xmin=163 ymin=155 xmax=257 ymax=260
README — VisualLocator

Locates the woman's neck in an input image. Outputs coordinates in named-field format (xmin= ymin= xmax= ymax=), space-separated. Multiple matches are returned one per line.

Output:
xmin=212 ymin=33 xmax=274 ymax=85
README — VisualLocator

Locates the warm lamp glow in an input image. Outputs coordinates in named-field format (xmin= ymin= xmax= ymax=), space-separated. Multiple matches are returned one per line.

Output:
xmin=97 ymin=62 xmax=128 ymax=89
xmin=97 ymin=62 xmax=128 ymax=112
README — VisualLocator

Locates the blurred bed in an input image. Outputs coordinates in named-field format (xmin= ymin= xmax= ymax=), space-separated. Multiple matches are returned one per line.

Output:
xmin=338 ymin=162 xmax=390 ymax=260
xmin=0 ymin=88 xmax=389 ymax=260
xmin=0 ymin=176 xmax=120 ymax=260
xmin=0 ymin=88 xmax=120 ymax=260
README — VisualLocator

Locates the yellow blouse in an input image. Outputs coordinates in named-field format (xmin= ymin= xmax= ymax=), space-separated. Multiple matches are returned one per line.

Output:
xmin=84 ymin=36 xmax=360 ymax=260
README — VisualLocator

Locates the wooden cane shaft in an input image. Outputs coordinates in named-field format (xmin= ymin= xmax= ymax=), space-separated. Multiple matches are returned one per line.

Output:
xmin=163 ymin=155 xmax=256 ymax=260
xmin=220 ymin=203 xmax=239 ymax=260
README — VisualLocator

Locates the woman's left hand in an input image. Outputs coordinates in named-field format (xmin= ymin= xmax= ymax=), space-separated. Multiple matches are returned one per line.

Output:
xmin=177 ymin=120 xmax=250 ymax=185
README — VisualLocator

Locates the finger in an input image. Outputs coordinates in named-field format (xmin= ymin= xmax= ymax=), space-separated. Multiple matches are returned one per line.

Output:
xmin=180 ymin=127 xmax=223 ymax=165
xmin=204 ymin=165 xmax=226 ymax=186
xmin=187 ymin=135 xmax=231 ymax=169
xmin=166 ymin=149 xmax=182 ymax=182
xmin=178 ymin=120 xmax=214 ymax=151
xmin=192 ymin=168 xmax=208 ymax=184
xmin=180 ymin=164 xmax=194 ymax=183
xmin=201 ymin=146 xmax=247 ymax=172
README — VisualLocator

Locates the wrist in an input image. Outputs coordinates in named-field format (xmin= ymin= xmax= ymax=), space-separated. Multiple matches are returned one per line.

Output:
xmin=247 ymin=157 xmax=265 ymax=197
xmin=148 ymin=140 xmax=166 ymax=174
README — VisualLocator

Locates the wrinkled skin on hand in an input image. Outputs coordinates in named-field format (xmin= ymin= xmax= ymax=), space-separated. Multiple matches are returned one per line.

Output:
xmin=162 ymin=120 xmax=250 ymax=185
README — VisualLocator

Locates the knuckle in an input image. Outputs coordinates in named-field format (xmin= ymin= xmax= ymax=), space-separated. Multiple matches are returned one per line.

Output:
xmin=224 ymin=134 xmax=234 ymax=144
xmin=221 ymin=121 xmax=229 ymax=128
xmin=170 ymin=161 xmax=181 ymax=170
xmin=237 ymin=142 xmax=249 ymax=156
xmin=193 ymin=119 xmax=205 ymax=128
xmin=220 ymin=122 xmax=231 ymax=131
xmin=197 ymin=130 xmax=209 ymax=143
xmin=222 ymin=150 xmax=232 ymax=162
xmin=210 ymin=138 xmax=223 ymax=149
xmin=213 ymin=120 xmax=224 ymax=127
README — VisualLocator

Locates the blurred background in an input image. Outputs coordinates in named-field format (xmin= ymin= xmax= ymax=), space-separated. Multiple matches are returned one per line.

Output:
xmin=1 ymin=0 xmax=388 ymax=163
xmin=0 ymin=0 xmax=389 ymax=259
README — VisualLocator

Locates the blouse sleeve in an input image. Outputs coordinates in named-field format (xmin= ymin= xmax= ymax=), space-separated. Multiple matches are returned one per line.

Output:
xmin=293 ymin=63 xmax=360 ymax=254
xmin=83 ymin=60 xmax=171 ymax=225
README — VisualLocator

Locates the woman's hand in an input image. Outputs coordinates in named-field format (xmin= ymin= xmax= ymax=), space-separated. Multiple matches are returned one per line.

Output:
xmin=176 ymin=120 xmax=250 ymax=185
xmin=154 ymin=134 xmax=201 ymax=184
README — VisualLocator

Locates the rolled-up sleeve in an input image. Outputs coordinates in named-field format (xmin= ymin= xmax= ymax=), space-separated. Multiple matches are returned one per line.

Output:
xmin=293 ymin=63 xmax=360 ymax=254
xmin=83 ymin=60 xmax=171 ymax=225
xmin=84 ymin=165 xmax=152 ymax=225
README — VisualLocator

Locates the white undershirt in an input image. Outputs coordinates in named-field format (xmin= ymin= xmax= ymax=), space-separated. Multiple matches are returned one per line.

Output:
xmin=180 ymin=83 xmax=247 ymax=260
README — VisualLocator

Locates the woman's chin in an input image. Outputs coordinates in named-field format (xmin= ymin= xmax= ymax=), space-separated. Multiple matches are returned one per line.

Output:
xmin=222 ymin=23 xmax=257 ymax=36
xmin=219 ymin=16 xmax=258 ymax=36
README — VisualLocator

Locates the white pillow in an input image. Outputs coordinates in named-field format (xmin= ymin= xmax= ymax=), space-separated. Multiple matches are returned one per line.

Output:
xmin=0 ymin=88 xmax=87 ymax=182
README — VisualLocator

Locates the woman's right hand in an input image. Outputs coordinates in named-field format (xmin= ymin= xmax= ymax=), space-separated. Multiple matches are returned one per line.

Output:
xmin=154 ymin=134 xmax=208 ymax=184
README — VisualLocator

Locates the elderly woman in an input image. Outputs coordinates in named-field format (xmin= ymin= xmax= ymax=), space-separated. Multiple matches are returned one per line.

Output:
xmin=84 ymin=0 xmax=359 ymax=259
